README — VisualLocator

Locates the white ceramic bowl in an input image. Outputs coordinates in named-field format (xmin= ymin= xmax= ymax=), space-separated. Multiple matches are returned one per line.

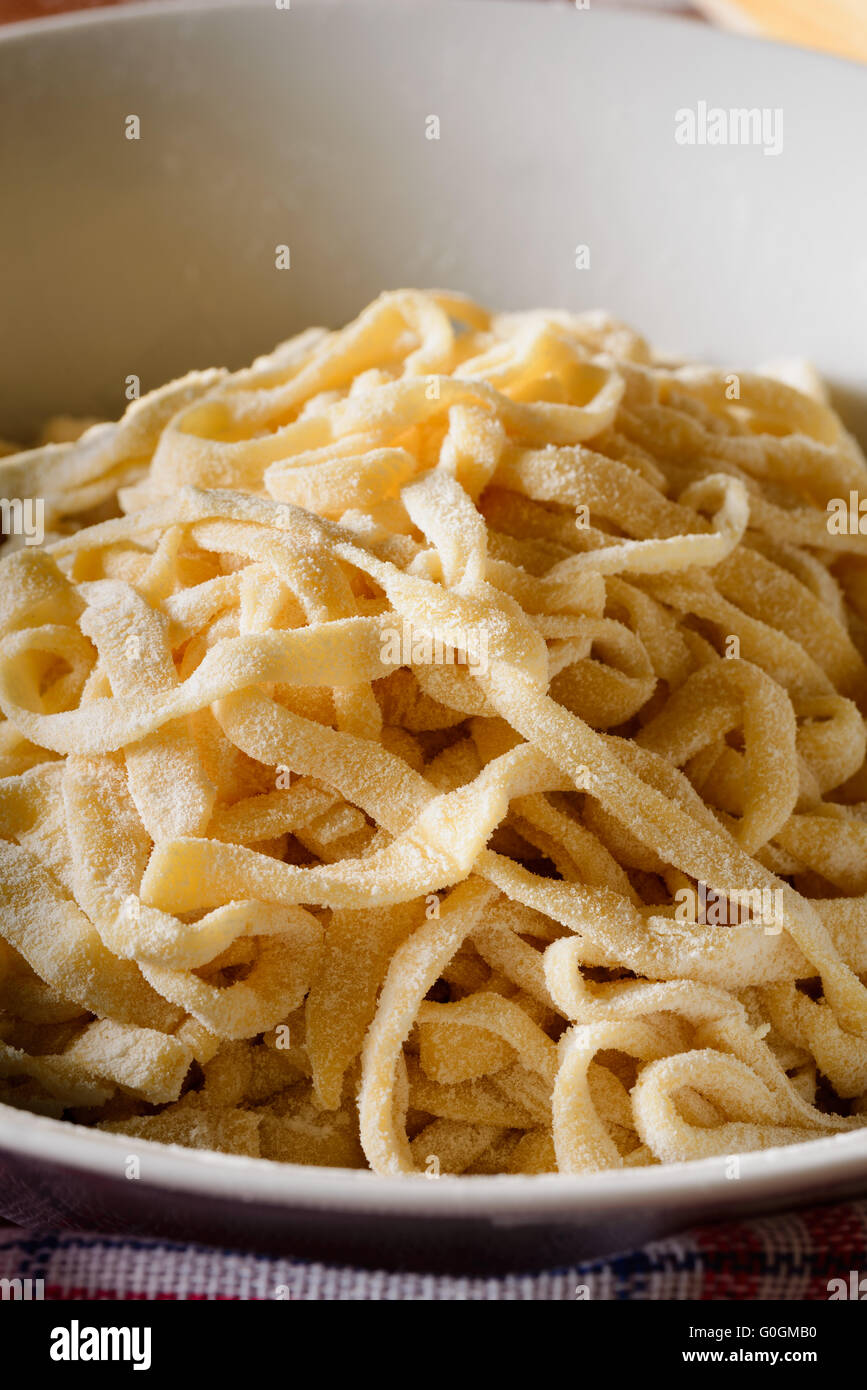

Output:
xmin=1 ymin=0 xmax=866 ymax=1271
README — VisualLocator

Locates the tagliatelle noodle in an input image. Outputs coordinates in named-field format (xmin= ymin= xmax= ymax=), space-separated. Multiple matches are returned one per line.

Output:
xmin=0 ymin=370 xmax=228 ymax=530
xmin=2 ymin=290 xmax=867 ymax=1173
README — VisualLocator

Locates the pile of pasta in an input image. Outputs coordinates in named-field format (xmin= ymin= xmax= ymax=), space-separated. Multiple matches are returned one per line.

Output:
xmin=2 ymin=290 xmax=867 ymax=1176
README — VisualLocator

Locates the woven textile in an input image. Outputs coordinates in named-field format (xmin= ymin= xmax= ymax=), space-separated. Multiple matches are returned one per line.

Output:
xmin=2 ymin=1203 xmax=866 ymax=1300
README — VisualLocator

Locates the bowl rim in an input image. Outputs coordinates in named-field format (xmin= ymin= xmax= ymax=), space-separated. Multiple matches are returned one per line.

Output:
xmin=4 ymin=1101 xmax=867 ymax=1220
xmin=1 ymin=0 xmax=864 ymax=79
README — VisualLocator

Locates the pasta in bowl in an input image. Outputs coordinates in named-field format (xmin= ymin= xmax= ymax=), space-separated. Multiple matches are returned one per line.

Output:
xmin=2 ymin=289 xmax=867 ymax=1180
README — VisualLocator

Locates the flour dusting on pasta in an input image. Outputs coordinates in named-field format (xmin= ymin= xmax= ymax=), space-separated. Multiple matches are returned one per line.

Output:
xmin=2 ymin=289 xmax=867 ymax=1175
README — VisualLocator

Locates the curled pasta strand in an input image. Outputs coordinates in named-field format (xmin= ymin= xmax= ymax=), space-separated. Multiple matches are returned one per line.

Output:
xmin=3 ymin=291 xmax=867 ymax=1171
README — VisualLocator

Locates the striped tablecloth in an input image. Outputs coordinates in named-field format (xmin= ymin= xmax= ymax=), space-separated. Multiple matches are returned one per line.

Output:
xmin=2 ymin=1201 xmax=866 ymax=1299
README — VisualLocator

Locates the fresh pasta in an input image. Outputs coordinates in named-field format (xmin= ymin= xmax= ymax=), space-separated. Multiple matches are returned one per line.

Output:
xmin=2 ymin=288 xmax=867 ymax=1176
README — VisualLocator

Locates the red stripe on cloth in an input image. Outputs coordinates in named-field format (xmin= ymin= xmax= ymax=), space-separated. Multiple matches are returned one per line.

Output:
xmin=180 ymin=1294 xmax=243 ymax=1301
xmin=44 ymin=1285 xmax=245 ymax=1301
xmin=799 ymin=1203 xmax=867 ymax=1300
xmin=691 ymin=1216 xmax=767 ymax=1300
xmin=46 ymin=1286 xmax=131 ymax=1300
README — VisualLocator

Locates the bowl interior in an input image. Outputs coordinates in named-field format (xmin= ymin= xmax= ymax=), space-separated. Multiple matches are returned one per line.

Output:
xmin=1 ymin=0 xmax=866 ymax=442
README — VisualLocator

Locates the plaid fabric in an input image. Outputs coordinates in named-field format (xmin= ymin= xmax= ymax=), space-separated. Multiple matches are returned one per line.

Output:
xmin=2 ymin=1202 xmax=866 ymax=1299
